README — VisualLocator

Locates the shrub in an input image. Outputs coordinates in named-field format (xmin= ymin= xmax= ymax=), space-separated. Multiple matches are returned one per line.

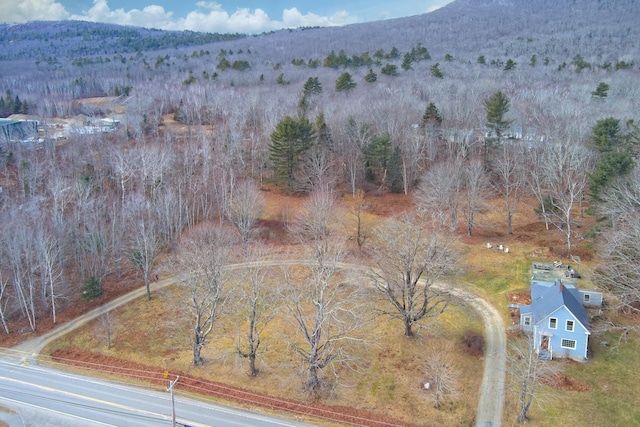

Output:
xmin=82 ymin=276 xmax=104 ymax=301
xmin=461 ymin=330 xmax=485 ymax=356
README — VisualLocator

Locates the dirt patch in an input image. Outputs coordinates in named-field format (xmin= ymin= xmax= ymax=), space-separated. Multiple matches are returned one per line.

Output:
xmin=507 ymin=291 xmax=531 ymax=306
xmin=540 ymin=372 xmax=592 ymax=392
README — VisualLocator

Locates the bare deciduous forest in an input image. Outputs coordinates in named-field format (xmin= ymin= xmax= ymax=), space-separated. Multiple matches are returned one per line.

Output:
xmin=2 ymin=0 xmax=640 ymax=424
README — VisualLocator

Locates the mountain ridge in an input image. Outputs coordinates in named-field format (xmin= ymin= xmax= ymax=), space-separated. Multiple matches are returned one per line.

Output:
xmin=1 ymin=0 xmax=639 ymax=64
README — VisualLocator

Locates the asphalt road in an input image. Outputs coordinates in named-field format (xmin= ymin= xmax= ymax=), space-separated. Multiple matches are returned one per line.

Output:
xmin=3 ymin=261 xmax=506 ymax=427
xmin=0 ymin=357 xmax=314 ymax=427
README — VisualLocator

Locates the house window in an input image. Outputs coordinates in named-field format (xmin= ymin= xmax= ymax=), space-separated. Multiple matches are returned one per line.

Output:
xmin=549 ymin=317 xmax=557 ymax=329
xmin=566 ymin=320 xmax=574 ymax=332
xmin=523 ymin=316 xmax=531 ymax=326
xmin=561 ymin=338 xmax=577 ymax=349
xmin=583 ymin=294 xmax=591 ymax=303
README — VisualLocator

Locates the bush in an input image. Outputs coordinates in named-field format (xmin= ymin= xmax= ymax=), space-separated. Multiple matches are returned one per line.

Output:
xmin=461 ymin=330 xmax=485 ymax=356
xmin=82 ymin=276 xmax=104 ymax=301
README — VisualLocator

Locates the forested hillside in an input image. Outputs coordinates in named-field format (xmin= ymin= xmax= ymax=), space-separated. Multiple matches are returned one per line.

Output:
xmin=0 ymin=0 xmax=638 ymax=351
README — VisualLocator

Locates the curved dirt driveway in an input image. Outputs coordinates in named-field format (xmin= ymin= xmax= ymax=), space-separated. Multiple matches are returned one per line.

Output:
xmin=9 ymin=261 xmax=506 ymax=427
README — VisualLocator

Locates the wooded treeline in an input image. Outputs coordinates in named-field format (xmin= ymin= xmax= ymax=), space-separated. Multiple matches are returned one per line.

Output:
xmin=1 ymin=0 xmax=639 ymax=337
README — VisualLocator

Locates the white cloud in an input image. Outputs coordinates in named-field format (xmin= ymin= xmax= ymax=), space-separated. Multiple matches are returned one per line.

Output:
xmin=179 ymin=4 xmax=272 ymax=33
xmin=177 ymin=5 xmax=352 ymax=33
xmin=0 ymin=0 xmax=354 ymax=33
xmin=70 ymin=0 xmax=175 ymax=29
xmin=427 ymin=0 xmax=453 ymax=13
xmin=0 ymin=0 xmax=69 ymax=23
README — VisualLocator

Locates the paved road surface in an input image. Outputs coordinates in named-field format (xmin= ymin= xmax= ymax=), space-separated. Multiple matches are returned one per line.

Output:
xmin=0 ymin=357 xmax=314 ymax=427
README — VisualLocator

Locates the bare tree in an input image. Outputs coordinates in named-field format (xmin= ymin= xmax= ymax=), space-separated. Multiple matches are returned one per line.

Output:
xmin=367 ymin=214 xmax=457 ymax=337
xmin=235 ymin=246 xmax=278 ymax=376
xmin=173 ymin=224 xmax=235 ymax=365
xmin=415 ymin=161 xmax=462 ymax=232
xmin=591 ymin=172 xmax=640 ymax=338
xmin=508 ymin=335 xmax=561 ymax=423
xmin=126 ymin=194 xmax=163 ymax=300
xmin=491 ymin=143 xmax=527 ymax=235
xmin=527 ymin=144 xmax=552 ymax=230
xmin=347 ymin=189 xmax=372 ymax=249
xmin=3 ymin=207 xmax=38 ymax=331
xmin=284 ymin=191 xmax=366 ymax=397
xmin=463 ymin=159 xmax=490 ymax=236
xmin=422 ymin=342 xmax=459 ymax=409
xmin=0 ymin=269 xmax=10 ymax=334
xmin=98 ymin=308 xmax=114 ymax=350
xmin=339 ymin=118 xmax=372 ymax=196
xmin=34 ymin=223 xmax=63 ymax=324
xmin=224 ymin=180 xmax=265 ymax=251
xmin=541 ymin=141 xmax=592 ymax=251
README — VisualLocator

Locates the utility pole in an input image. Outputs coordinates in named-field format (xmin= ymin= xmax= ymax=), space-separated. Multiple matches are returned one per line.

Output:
xmin=168 ymin=375 xmax=180 ymax=427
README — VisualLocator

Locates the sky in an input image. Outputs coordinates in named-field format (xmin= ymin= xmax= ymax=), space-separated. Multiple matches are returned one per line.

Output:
xmin=1 ymin=0 xmax=453 ymax=33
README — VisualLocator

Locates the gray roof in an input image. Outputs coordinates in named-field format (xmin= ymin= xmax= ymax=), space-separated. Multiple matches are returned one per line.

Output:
xmin=531 ymin=281 xmax=590 ymax=331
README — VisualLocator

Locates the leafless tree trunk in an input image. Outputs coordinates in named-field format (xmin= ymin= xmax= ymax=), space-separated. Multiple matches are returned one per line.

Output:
xmin=508 ymin=335 xmax=561 ymax=423
xmin=339 ymin=118 xmax=372 ymax=196
xmin=415 ymin=161 xmax=462 ymax=233
xmin=99 ymin=308 xmax=114 ymax=349
xmin=173 ymin=225 xmax=235 ymax=365
xmin=284 ymin=191 xmax=367 ymax=397
xmin=0 ymin=270 xmax=10 ymax=334
xmin=367 ymin=214 xmax=457 ymax=337
xmin=224 ymin=180 xmax=265 ymax=251
xmin=423 ymin=343 xmax=459 ymax=408
xmin=126 ymin=194 xmax=163 ymax=300
xmin=463 ymin=159 xmax=490 ymax=236
xmin=235 ymin=246 xmax=278 ymax=376
xmin=4 ymin=209 xmax=38 ymax=331
xmin=35 ymin=224 xmax=63 ymax=324
xmin=347 ymin=190 xmax=371 ymax=249
xmin=591 ymin=172 xmax=640 ymax=332
xmin=526 ymin=144 xmax=550 ymax=230
xmin=542 ymin=141 xmax=592 ymax=251
xmin=492 ymin=143 xmax=527 ymax=235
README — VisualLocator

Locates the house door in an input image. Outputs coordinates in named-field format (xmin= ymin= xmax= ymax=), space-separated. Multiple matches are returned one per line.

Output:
xmin=541 ymin=335 xmax=550 ymax=350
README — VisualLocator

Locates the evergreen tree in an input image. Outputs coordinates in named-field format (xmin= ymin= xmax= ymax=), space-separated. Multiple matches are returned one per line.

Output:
xmin=387 ymin=47 xmax=400 ymax=59
xmin=381 ymin=64 xmax=399 ymax=76
xmin=484 ymin=91 xmax=512 ymax=142
xmin=588 ymin=117 xmax=635 ymax=201
xmin=401 ymin=53 xmax=413 ymax=70
xmin=571 ymin=54 xmax=591 ymax=72
xmin=315 ymin=112 xmax=333 ymax=150
xmin=503 ymin=59 xmax=517 ymax=71
xmin=422 ymin=102 xmax=443 ymax=126
xmin=303 ymin=77 xmax=322 ymax=97
xmin=388 ymin=146 xmax=404 ymax=193
xmin=477 ymin=55 xmax=486 ymax=65
xmin=365 ymin=68 xmax=377 ymax=82
xmin=591 ymin=82 xmax=609 ymax=98
xmin=589 ymin=152 xmax=634 ymax=200
xmin=483 ymin=91 xmax=513 ymax=166
xmin=365 ymin=134 xmax=391 ymax=183
xmin=529 ymin=55 xmax=537 ymax=67
xmin=269 ymin=116 xmax=316 ymax=191
xmin=430 ymin=63 xmax=444 ymax=78
xmin=335 ymin=72 xmax=356 ymax=92
xmin=591 ymin=117 xmax=621 ymax=152
xmin=276 ymin=73 xmax=290 ymax=85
